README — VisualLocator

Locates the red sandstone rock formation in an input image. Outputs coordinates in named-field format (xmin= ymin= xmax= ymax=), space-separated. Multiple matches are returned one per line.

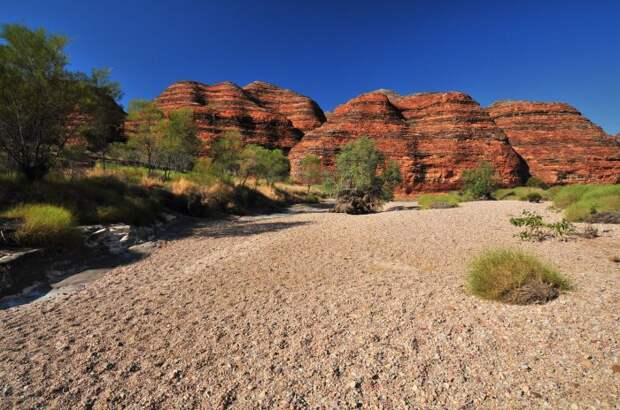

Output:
xmin=130 ymin=80 xmax=325 ymax=152
xmin=488 ymin=101 xmax=620 ymax=184
xmin=290 ymin=91 xmax=525 ymax=193
xmin=243 ymin=81 xmax=326 ymax=133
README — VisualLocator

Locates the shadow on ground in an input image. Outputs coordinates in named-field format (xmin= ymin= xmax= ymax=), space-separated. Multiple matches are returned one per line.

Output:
xmin=1 ymin=205 xmax=318 ymax=309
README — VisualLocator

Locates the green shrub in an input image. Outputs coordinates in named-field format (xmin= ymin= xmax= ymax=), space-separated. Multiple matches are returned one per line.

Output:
xmin=467 ymin=248 xmax=570 ymax=304
xmin=461 ymin=162 xmax=498 ymax=200
xmin=525 ymin=176 xmax=549 ymax=189
xmin=493 ymin=187 xmax=549 ymax=201
xmin=564 ymin=195 xmax=620 ymax=221
xmin=526 ymin=192 xmax=543 ymax=203
xmin=510 ymin=210 xmax=575 ymax=241
xmin=551 ymin=184 xmax=620 ymax=221
xmin=3 ymin=204 xmax=79 ymax=247
xmin=418 ymin=193 xmax=460 ymax=209
xmin=551 ymin=185 xmax=594 ymax=208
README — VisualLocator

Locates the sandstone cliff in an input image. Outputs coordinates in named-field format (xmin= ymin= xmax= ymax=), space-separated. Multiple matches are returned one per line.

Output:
xmin=290 ymin=91 xmax=525 ymax=193
xmin=488 ymin=101 xmax=620 ymax=184
xmin=130 ymin=80 xmax=325 ymax=152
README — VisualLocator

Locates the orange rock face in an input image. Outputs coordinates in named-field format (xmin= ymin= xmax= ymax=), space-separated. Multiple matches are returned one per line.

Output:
xmin=132 ymin=80 xmax=325 ymax=152
xmin=488 ymin=102 xmax=620 ymax=184
xmin=243 ymin=81 xmax=326 ymax=133
xmin=289 ymin=91 xmax=525 ymax=193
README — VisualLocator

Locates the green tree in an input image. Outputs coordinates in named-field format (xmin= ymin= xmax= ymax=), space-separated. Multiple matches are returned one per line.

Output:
xmin=461 ymin=161 xmax=498 ymax=200
xmin=238 ymin=144 xmax=264 ymax=187
xmin=330 ymin=137 xmax=402 ymax=213
xmin=0 ymin=24 xmax=114 ymax=180
xmin=156 ymin=109 xmax=200 ymax=178
xmin=259 ymin=148 xmax=289 ymax=187
xmin=209 ymin=132 xmax=244 ymax=184
xmin=78 ymin=68 xmax=125 ymax=169
xmin=298 ymin=154 xmax=323 ymax=193
xmin=238 ymin=144 xmax=290 ymax=187
xmin=125 ymin=99 xmax=164 ymax=172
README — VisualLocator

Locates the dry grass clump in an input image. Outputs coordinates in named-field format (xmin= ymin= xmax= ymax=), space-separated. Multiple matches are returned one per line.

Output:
xmin=467 ymin=248 xmax=570 ymax=304
xmin=2 ymin=203 xmax=80 ymax=247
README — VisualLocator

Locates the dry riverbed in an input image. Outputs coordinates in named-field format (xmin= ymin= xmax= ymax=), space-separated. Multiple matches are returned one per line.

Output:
xmin=0 ymin=201 xmax=619 ymax=408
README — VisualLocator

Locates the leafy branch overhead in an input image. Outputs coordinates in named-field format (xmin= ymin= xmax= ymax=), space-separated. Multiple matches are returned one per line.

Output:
xmin=0 ymin=24 xmax=123 ymax=180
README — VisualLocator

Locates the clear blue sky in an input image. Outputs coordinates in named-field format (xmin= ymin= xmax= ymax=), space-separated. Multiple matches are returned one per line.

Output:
xmin=4 ymin=0 xmax=620 ymax=134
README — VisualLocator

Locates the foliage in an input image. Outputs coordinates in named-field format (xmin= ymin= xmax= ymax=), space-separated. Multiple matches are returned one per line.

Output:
xmin=525 ymin=192 xmax=543 ymax=203
xmin=1 ymin=173 xmax=163 ymax=226
xmin=467 ymin=248 xmax=570 ymax=304
xmin=509 ymin=210 xmax=575 ymax=241
xmin=0 ymin=24 xmax=121 ymax=179
xmin=551 ymin=184 xmax=620 ymax=222
xmin=298 ymin=154 xmax=323 ymax=192
xmin=461 ymin=161 xmax=498 ymax=200
xmin=417 ymin=193 xmax=461 ymax=209
xmin=525 ymin=176 xmax=549 ymax=189
xmin=123 ymin=99 xmax=165 ymax=170
xmin=118 ymin=103 xmax=200 ymax=177
xmin=329 ymin=137 xmax=402 ymax=213
xmin=493 ymin=186 xmax=550 ymax=201
xmin=188 ymin=158 xmax=218 ymax=186
xmin=242 ymin=145 xmax=289 ymax=187
xmin=2 ymin=203 xmax=79 ymax=247
xmin=77 ymin=68 xmax=125 ymax=168
xmin=381 ymin=160 xmax=403 ymax=201
xmin=208 ymin=132 xmax=244 ymax=184
xmin=156 ymin=109 xmax=200 ymax=177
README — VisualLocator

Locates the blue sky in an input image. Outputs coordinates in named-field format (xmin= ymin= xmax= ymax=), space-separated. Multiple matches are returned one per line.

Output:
xmin=4 ymin=0 xmax=620 ymax=134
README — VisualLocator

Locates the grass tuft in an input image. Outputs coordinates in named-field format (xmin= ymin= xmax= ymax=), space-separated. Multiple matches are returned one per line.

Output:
xmin=467 ymin=248 xmax=570 ymax=304
xmin=3 ymin=204 xmax=80 ymax=247
xmin=552 ymin=184 xmax=620 ymax=221
xmin=493 ymin=187 xmax=550 ymax=201
xmin=417 ymin=193 xmax=461 ymax=209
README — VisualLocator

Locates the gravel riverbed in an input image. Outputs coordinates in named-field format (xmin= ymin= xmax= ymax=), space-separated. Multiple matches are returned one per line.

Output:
xmin=0 ymin=201 xmax=619 ymax=408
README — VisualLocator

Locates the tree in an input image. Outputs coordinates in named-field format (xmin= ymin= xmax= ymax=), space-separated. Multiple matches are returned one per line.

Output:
xmin=238 ymin=144 xmax=264 ymax=187
xmin=259 ymin=148 xmax=289 ymax=187
xmin=208 ymin=132 xmax=244 ymax=184
xmin=125 ymin=99 xmax=164 ymax=172
xmin=77 ymin=68 xmax=125 ymax=169
xmin=298 ymin=154 xmax=323 ymax=192
xmin=156 ymin=109 xmax=200 ymax=178
xmin=461 ymin=161 xmax=498 ymax=200
xmin=0 ymin=24 xmax=122 ymax=180
xmin=330 ymin=137 xmax=402 ymax=214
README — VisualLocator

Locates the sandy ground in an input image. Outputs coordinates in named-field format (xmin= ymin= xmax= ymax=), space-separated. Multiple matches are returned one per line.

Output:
xmin=0 ymin=201 xmax=619 ymax=409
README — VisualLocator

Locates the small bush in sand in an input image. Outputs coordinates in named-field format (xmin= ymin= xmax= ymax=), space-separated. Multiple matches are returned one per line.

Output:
xmin=418 ymin=193 xmax=460 ymax=209
xmin=609 ymin=256 xmax=620 ymax=263
xmin=510 ymin=210 xmax=575 ymax=241
xmin=461 ymin=161 xmax=498 ymax=200
xmin=2 ymin=204 xmax=79 ymax=247
xmin=467 ymin=248 xmax=570 ymax=304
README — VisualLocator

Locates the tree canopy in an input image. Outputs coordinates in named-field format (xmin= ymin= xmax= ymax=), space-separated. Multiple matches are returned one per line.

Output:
xmin=329 ymin=137 xmax=402 ymax=213
xmin=0 ymin=24 xmax=123 ymax=179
